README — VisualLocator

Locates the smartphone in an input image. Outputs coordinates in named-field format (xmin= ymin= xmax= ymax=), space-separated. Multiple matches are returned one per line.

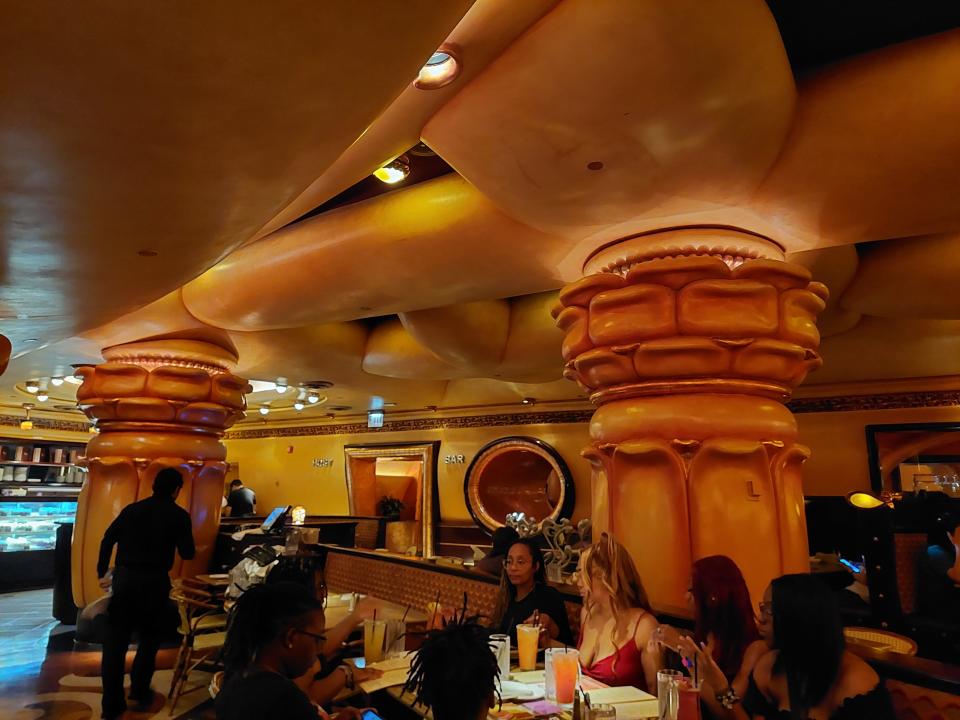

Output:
xmin=360 ymin=711 xmax=384 ymax=720
xmin=839 ymin=558 xmax=864 ymax=574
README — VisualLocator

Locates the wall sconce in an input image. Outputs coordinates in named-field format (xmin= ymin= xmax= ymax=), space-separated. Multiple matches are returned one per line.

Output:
xmin=846 ymin=490 xmax=902 ymax=510
xmin=291 ymin=506 xmax=306 ymax=526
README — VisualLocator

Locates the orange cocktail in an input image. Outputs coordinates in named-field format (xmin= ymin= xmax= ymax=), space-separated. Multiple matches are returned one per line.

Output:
xmin=552 ymin=649 xmax=579 ymax=704
xmin=516 ymin=624 xmax=540 ymax=670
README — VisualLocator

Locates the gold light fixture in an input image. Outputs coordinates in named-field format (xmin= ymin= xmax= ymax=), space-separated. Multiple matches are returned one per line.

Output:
xmin=415 ymin=49 xmax=460 ymax=89
xmin=293 ymin=401 xmax=304 ymax=411
xmin=25 ymin=380 xmax=39 ymax=394
xmin=291 ymin=506 xmax=306 ymax=526
xmin=50 ymin=376 xmax=64 ymax=387
xmin=373 ymin=157 xmax=410 ymax=184
xmin=20 ymin=403 xmax=33 ymax=431
xmin=36 ymin=391 xmax=48 ymax=403
xmin=846 ymin=490 xmax=902 ymax=510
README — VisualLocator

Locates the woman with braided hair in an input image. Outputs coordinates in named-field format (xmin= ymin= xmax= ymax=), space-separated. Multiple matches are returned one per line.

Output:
xmin=404 ymin=618 xmax=500 ymax=720
xmin=216 ymin=581 xmax=379 ymax=720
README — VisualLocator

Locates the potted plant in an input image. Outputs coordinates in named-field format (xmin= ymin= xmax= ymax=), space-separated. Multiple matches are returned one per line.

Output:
xmin=377 ymin=495 xmax=405 ymax=519
xmin=378 ymin=495 xmax=417 ymax=553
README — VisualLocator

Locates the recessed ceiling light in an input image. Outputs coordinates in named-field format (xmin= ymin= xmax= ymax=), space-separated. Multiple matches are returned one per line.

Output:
xmin=50 ymin=376 xmax=64 ymax=386
xmin=259 ymin=406 xmax=270 ymax=416
xmin=307 ymin=393 xmax=320 ymax=404
xmin=373 ymin=157 xmax=410 ymax=184
xmin=415 ymin=50 xmax=460 ymax=89
xmin=293 ymin=401 xmax=304 ymax=411
xmin=521 ymin=397 xmax=535 ymax=405
xmin=25 ymin=381 xmax=39 ymax=393
xmin=36 ymin=392 xmax=48 ymax=402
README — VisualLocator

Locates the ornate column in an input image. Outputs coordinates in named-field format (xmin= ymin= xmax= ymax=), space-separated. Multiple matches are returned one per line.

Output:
xmin=554 ymin=229 xmax=827 ymax=610
xmin=71 ymin=339 xmax=249 ymax=607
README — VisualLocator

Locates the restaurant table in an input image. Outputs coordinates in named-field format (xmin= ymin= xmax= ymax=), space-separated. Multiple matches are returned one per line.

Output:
xmin=324 ymin=592 xmax=430 ymax=626
xmin=193 ymin=572 xmax=232 ymax=588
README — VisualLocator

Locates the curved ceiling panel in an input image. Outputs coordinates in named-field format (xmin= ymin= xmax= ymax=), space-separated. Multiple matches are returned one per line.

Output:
xmin=840 ymin=233 xmax=960 ymax=319
xmin=787 ymin=245 xmax=861 ymax=338
xmin=0 ymin=2 xmax=473 ymax=353
xmin=250 ymin=0 xmax=560 ymax=242
xmin=497 ymin=292 xmax=564 ymax=381
xmin=422 ymin=0 xmax=795 ymax=240
xmin=755 ymin=30 xmax=960 ymax=249
xmin=182 ymin=175 xmax=570 ymax=330
xmin=363 ymin=317 xmax=468 ymax=380
xmin=400 ymin=299 xmax=511 ymax=372
xmin=812 ymin=316 xmax=960 ymax=385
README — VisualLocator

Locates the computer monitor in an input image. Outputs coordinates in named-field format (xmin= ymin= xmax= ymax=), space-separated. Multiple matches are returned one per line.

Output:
xmin=261 ymin=505 xmax=291 ymax=534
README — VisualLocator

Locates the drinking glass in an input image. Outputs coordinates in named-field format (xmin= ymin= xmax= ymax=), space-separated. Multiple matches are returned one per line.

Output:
xmin=363 ymin=619 xmax=387 ymax=664
xmin=384 ymin=620 xmax=406 ymax=658
xmin=516 ymin=623 xmax=540 ymax=670
xmin=590 ymin=705 xmax=616 ymax=720
xmin=551 ymin=648 xmax=580 ymax=705
xmin=490 ymin=633 xmax=511 ymax=682
xmin=676 ymin=678 xmax=701 ymax=720
xmin=657 ymin=669 xmax=682 ymax=720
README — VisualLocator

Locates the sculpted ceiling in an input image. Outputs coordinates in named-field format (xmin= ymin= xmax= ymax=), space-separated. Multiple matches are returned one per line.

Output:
xmin=1 ymin=1 xmax=960 ymax=425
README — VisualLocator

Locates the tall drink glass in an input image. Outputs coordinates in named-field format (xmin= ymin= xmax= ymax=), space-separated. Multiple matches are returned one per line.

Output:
xmin=677 ymin=678 xmax=701 ymax=720
xmin=657 ymin=669 xmax=682 ymax=720
xmin=551 ymin=648 xmax=580 ymax=705
xmin=516 ymin=624 xmax=540 ymax=670
xmin=363 ymin=619 xmax=386 ymax=664
xmin=490 ymin=634 xmax=511 ymax=682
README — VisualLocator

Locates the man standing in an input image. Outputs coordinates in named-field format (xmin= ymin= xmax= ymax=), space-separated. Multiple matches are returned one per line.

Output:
xmin=226 ymin=478 xmax=257 ymax=517
xmin=97 ymin=467 xmax=195 ymax=719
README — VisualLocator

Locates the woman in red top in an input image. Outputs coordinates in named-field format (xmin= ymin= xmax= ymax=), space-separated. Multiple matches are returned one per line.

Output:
xmin=576 ymin=534 xmax=658 ymax=692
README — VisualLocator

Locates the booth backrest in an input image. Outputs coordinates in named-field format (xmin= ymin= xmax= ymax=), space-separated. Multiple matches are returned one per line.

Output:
xmin=888 ymin=678 xmax=960 ymax=720
xmin=324 ymin=549 xmax=582 ymax=634
xmin=894 ymin=533 xmax=927 ymax=615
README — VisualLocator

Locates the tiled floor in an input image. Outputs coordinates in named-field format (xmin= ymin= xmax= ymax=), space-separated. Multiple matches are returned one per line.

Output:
xmin=0 ymin=589 xmax=214 ymax=720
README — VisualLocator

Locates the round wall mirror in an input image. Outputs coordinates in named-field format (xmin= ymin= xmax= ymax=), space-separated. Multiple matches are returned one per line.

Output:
xmin=464 ymin=436 xmax=575 ymax=533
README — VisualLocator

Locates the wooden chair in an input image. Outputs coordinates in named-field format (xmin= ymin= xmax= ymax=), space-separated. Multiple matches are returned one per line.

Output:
xmin=167 ymin=584 xmax=227 ymax=714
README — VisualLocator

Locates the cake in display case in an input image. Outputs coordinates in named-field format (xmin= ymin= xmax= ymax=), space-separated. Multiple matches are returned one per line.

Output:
xmin=0 ymin=500 xmax=76 ymax=552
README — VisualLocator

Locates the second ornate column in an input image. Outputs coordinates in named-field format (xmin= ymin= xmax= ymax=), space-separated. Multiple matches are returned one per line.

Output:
xmin=554 ymin=229 xmax=827 ymax=610
xmin=71 ymin=339 xmax=249 ymax=607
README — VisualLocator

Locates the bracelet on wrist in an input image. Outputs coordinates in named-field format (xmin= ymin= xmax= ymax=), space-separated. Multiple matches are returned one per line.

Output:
xmin=715 ymin=686 xmax=741 ymax=709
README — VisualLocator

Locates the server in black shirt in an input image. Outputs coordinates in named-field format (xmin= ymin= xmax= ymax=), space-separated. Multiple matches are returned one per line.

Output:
xmin=226 ymin=478 xmax=257 ymax=517
xmin=97 ymin=467 xmax=195 ymax=719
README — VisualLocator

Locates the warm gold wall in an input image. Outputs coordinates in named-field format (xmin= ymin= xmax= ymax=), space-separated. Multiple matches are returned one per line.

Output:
xmin=224 ymin=400 xmax=960 ymax=521
xmin=224 ymin=420 xmax=593 ymax=524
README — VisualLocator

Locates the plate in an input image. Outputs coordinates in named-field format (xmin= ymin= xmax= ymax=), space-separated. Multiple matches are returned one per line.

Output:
xmin=207 ymin=573 xmax=230 ymax=579
xmin=498 ymin=680 xmax=543 ymax=702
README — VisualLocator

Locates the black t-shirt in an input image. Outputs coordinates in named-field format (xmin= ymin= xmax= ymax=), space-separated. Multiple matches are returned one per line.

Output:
xmin=216 ymin=670 xmax=317 ymax=720
xmin=227 ymin=487 xmax=257 ymax=516
xmin=497 ymin=582 xmax=573 ymax=645
xmin=97 ymin=495 xmax=194 ymax=578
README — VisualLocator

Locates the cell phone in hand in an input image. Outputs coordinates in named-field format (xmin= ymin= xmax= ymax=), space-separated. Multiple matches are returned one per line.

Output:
xmin=839 ymin=558 xmax=864 ymax=574
xmin=360 ymin=711 xmax=384 ymax=720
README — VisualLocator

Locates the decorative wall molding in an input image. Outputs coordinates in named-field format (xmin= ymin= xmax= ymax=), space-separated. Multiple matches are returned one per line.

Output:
xmin=226 ymin=410 xmax=595 ymax=440
xmin=225 ymin=389 xmax=960 ymax=440
xmin=0 ymin=413 xmax=91 ymax=433
xmin=787 ymin=391 xmax=960 ymax=414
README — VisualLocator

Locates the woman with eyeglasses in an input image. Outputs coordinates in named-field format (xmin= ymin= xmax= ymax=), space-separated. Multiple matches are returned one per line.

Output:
xmin=217 ymin=581 xmax=380 ymax=720
xmin=492 ymin=538 xmax=573 ymax=645
xmin=577 ymin=533 xmax=658 ymax=692
xmin=679 ymin=574 xmax=895 ymax=719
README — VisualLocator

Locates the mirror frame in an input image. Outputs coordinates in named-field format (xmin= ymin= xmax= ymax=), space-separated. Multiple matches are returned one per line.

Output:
xmin=866 ymin=422 xmax=960 ymax=492
xmin=463 ymin=435 xmax=575 ymax=534
xmin=344 ymin=441 xmax=440 ymax=557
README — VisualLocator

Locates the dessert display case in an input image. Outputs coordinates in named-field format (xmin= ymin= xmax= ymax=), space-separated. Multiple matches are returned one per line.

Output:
xmin=0 ymin=497 xmax=78 ymax=591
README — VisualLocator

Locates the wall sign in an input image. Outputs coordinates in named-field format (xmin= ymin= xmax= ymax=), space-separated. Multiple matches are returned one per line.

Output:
xmin=444 ymin=454 xmax=466 ymax=464
xmin=312 ymin=458 xmax=334 ymax=468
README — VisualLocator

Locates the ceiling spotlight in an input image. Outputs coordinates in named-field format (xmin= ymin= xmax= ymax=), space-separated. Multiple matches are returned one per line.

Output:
xmin=50 ymin=376 xmax=64 ymax=386
xmin=307 ymin=393 xmax=320 ymax=404
xmin=293 ymin=401 xmax=305 ymax=411
xmin=25 ymin=381 xmax=39 ymax=394
xmin=259 ymin=406 xmax=270 ymax=416
xmin=37 ymin=392 xmax=48 ymax=402
xmin=373 ymin=157 xmax=410 ymax=184
xmin=521 ymin=397 xmax=536 ymax=405
xmin=276 ymin=381 xmax=289 ymax=394
xmin=415 ymin=49 xmax=460 ymax=89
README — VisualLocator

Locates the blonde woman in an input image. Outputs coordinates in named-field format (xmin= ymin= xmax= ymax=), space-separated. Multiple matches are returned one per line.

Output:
xmin=576 ymin=533 xmax=658 ymax=692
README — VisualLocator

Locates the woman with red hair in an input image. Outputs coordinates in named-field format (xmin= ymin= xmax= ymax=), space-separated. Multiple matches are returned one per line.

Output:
xmin=653 ymin=555 xmax=766 ymax=717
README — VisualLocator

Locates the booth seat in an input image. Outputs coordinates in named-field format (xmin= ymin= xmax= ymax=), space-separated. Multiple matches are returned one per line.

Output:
xmin=323 ymin=546 xmax=583 ymax=635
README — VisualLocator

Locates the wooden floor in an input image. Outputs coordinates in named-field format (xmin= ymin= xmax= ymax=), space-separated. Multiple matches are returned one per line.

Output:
xmin=0 ymin=589 xmax=215 ymax=720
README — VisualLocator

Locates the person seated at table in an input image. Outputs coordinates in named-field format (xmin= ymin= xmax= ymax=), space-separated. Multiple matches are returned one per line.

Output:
xmin=680 ymin=574 xmax=896 ymax=719
xmin=652 ymin=555 xmax=765 ymax=717
xmin=405 ymin=618 xmax=499 ymax=720
xmin=474 ymin=526 xmax=520 ymax=576
xmin=918 ymin=510 xmax=960 ymax=620
xmin=493 ymin=537 xmax=573 ymax=644
xmin=576 ymin=533 xmax=658 ymax=692
xmin=217 ymin=581 xmax=380 ymax=720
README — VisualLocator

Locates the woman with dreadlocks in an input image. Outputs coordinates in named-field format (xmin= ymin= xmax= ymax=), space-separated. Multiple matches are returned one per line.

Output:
xmin=216 ymin=581 xmax=379 ymax=720
xmin=405 ymin=618 xmax=499 ymax=720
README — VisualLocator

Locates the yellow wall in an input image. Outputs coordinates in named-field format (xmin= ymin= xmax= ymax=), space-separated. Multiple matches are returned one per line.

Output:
xmin=224 ymin=421 xmax=593 ymax=524
xmin=225 ymin=402 xmax=960 ymax=520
